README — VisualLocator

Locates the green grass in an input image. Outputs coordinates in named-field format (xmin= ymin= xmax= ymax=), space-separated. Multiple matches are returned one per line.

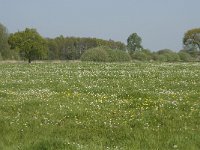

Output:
xmin=0 ymin=62 xmax=200 ymax=150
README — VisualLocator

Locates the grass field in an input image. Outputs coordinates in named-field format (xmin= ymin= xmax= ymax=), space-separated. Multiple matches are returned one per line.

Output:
xmin=0 ymin=62 xmax=200 ymax=150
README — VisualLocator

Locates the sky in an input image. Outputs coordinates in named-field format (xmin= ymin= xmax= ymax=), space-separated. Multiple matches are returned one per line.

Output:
xmin=0 ymin=0 xmax=200 ymax=51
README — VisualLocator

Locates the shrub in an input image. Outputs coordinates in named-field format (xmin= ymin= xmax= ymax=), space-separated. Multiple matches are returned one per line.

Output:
xmin=80 ymin=47 xmax=109 ymax=62
xmin=156 ymin=53 xmax=180 ymax=62
xmin=131 ymin=49 xmax=152 ymax=61
xmin=178 ymin=52 xmax=193 ymax=62
xmin=180 ymin=49 xmax=200 ymax=61
xmin=154 ymin=49 xmax=180 ymax=62
xmin=81 ymin=46 xmax=131 ymax=62
xmin=152 ymin=52 xmax=160 ymax=61
xmin=166 ymin=53 xmax=180 ymax=62
xmin=114 ymin=50 xmax=131 ymax=62
xmin=105 ymin=48 xmax=131 ymax=62
xmin=157 ymin=49 xmax=174 ymax=55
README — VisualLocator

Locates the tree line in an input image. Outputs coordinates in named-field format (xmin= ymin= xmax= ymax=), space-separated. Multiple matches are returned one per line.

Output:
xmin=46 ymin=36 xmax=126 ymax=61
xmin=0 ymin=22 xmax=200 ymax=63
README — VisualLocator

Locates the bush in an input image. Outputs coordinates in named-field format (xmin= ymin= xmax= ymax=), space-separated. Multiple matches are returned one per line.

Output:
xmin=178 ymin=52 xmax=193 ymax=62
xmin=131 ymin=49 xmax=152 ymax=61
xmin=152 ymin=52 xmax=160 ymax=61
xmin=156 ymin=53 xmax=180 ymax=62
xmin=154 ymin=49 xmax=180 ymax=62
xmin=180 ymin=49 xmax=200 ymax=61
xmin=166 ymin=53 xmax=180 ymax=62
xmin=105 ymin=48 xmax=131 ymax=62
xmin=80 ymin=47 xmax=109 ymax=62
xmin=157 ymin=49 xmax=174 ymax=55
xmin=114 ymin=50 xmax=131 ymax=62
xmin=81 ymin=46 xmax=131 ymax=62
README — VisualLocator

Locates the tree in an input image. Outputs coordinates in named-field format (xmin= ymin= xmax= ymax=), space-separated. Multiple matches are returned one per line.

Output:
xmin=127 ymin=33 xmax=143 ymax=54
xmin=46 ymin=38 xmax=59 ymax=60
xmin=8 ymin=28 xmax=48 ymax=63
xmin=0 ymin=23 xmax=10 ymax=59
xmin=183 ymin=28 xmax=200 ymax=51
xmin=45 ymin=36 xmax=126 ymax=60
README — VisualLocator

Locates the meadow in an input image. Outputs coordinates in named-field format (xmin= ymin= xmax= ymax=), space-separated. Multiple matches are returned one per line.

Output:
xmin=0 ymin=62 xmax=200 ymax=150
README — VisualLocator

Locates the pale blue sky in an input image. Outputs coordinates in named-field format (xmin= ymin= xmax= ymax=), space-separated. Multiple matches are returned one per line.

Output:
xmin=0 ymin=0 xmax=200 ymax=51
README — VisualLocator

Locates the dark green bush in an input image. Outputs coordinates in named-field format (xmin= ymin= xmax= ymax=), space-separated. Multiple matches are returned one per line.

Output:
xmin=156 ymin=53 xmax=180 ymax=62
xmin=81 ymin=46 xmax=131 ymax=62
xmin=105 ymin=48 xmax=131 ymax=62
xmin=80 ymin=47 xmax=109 ymax=62
xmin=153 ymin=49 xmax=180 ymax=62
xmin=180 ymin=49 xmax=200 ymax=61
xmin=178 ymin=52 xmax=193 ymax=62
xmin=157 ymin=49 xmax=174 ymax=55
xmin=131 ymin=49 xmax=152 ymax=61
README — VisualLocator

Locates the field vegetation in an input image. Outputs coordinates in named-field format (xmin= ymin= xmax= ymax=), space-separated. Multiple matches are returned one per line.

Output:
xmin=0 ymin=62 xmax=200 ymax=149
xmin=1 ymin=22 xmax=200 ymax=63
xmin=80 ymin=47 xmax=131 ymax=62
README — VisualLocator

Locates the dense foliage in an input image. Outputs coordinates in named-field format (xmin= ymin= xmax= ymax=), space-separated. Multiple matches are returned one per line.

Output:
xmin=1 ymin=62 xmax=200 ymax=149
xmin=183 ymin=28 xmax=200 ymax=51
xmin=47 ymin=36 xmax=126 ymax=60
xmin=105 ymin=48 xmax=131 ymax=62
xmin=8 ymin=28 xmax=48 ymax=63
xmin=127 ymin=33 xmax=143 ymax=54
xmin=131 ymin=49 xmax=152 ymax=61
xmin=80 ymin=47 xmax=109 ymax=62
xmin=81 ymin=46 xmax=131 ymax=62
xmin=1 ymin=22 xmax=200 ymax=62
xmin=0 ymin=23 xmax=19 ymax=60
xmin=178 ymin=52 xmax=193 ymax=62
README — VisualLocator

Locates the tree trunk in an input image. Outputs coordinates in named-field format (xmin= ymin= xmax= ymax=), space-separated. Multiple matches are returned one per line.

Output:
xmin=28 ymin=58 xmax=31 ymax=63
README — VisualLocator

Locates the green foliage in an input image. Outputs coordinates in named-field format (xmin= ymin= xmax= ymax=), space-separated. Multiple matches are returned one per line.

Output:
xmin=0 ymin=53 xmax=2 ymax=61
xmin=131 ymin=51 xmax=147 ymax=61
xmin=105 ymin=48 xmax=131 ymax=62
xmin=0 ymin=23 xmax=12 ymax=60
xmin=180 ymin=49 xmax=200 ymax=61
xmin=27 ymin=138 xmax=74 ymax=150
xmin=47 ymin=38 xmax=59 ymax=60
xmin=1 ymin=62 xmax=200 ymax=149
xmin=178 ymin=52 xmax=193 ymax=62
xmin=127 ymin=33 xmax=143 ymax=53
xmin=156 ymin=49 xmax=180 ymax=62
xmin=131 ymin=49 xmax=152 ymax=61
xmin=8 ymin=28 xmax=48 ymax=63
xmin=183 ymin=28 xmax=200 ymax=51
xmin=80 ymin=47 xmax=109 ymax=62
xmin=81 ymin=46 xmax=131 ymax=62
xmin=157 ymin=49 xmax=174 ymax=54
xmin=46 ymin=36 xmax=126 ymax=60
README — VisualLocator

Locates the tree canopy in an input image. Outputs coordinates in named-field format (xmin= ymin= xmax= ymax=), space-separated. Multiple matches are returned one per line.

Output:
xmin=46 ymin=36 xmax=126 ymax=60
xmin=183 ymin=28 xmax=200 ymax=51
xmin=0 ymin=23 xmax=10 ymax=59
xmin=1 ymin=23 xmax=200 ymax=62
xmin=8 ymin=28 xmax=48 ymax=63
xmin=127 ymin=33 xmax=143 ymax=53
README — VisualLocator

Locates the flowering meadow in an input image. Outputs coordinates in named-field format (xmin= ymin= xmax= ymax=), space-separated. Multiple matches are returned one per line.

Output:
xmin=0 ymin=62 xmax=200 ymax=149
